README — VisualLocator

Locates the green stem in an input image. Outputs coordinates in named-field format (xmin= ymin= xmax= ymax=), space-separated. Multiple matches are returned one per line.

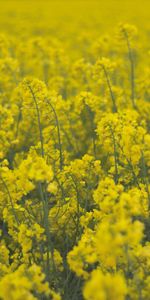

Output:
xmin=110 ymin=126 xmax=118 ymax=184
xmin=46 ymin=98 xmax=63 ymax=170
xmin=27 ymin=84 xmax=44 ymax=157
xmin=123 ymin=29 xmax=136 ymax=109
xmin=102 ymin=65 xmax=117 ymax=113
xmin=141 ymin=151 xmax=150 ymax=210
xmin=0 ymin=174 xmax=19 ymax=225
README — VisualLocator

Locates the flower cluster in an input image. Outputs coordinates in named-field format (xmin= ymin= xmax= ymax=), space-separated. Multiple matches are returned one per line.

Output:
xmin=0 ymin=1 xmax=150 ymax=299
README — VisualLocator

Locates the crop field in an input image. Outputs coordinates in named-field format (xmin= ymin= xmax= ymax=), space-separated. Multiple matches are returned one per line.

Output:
xmin=0 ymin=0 xmax=150 ymax=299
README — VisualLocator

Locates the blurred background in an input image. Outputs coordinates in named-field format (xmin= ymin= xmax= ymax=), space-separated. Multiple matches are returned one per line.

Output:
xmin=0 ymin=0 xmax=149 ymax=37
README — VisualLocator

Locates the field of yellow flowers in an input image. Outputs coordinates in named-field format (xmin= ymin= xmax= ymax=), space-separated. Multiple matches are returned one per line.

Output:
xmin=1 ymin=0 xmax=150 ymax=299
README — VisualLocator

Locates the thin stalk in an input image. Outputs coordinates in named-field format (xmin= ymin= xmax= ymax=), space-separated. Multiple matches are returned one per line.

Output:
xmin=110 ymin=126 xmax=119 ymax=184
xmin=0 ymin=175 xmax=19 ymax=225
xmin=38 ymin=182 xmax=51 ymax=282
xmin=27 ymin=84 xmax=44 ymax=157
xmin=15 ymin=97 xmax=24 ymax=139
xmin=141 ymin=151 xmax=150 ymax=210
xmin=27 ymin=85 xmax=54 ymax=283
xmin=102 ymin=65 xmax=117 ymax=113
xmin=70 ymin=174 xmax=80 ymax=245
xmin=123 ymin=29 xmax=136 ymax=109
xmin=85 ymin=105 xmax=97 ymax=159
xmin=118 ymin=143 xmax=140 ymax=188
xmin=46 ymin=98 xmax=63 ymax=170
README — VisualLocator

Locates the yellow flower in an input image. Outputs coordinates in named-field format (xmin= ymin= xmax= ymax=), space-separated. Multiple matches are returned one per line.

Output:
xmin=83 ymin=269 xmax=127 ymax=300
xmin=47 ymin=181 xmax=58 ymax=195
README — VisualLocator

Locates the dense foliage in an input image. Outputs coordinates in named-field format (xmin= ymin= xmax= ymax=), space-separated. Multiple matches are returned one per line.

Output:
xmin=0 ymin=1 xmax=150 ymax=299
